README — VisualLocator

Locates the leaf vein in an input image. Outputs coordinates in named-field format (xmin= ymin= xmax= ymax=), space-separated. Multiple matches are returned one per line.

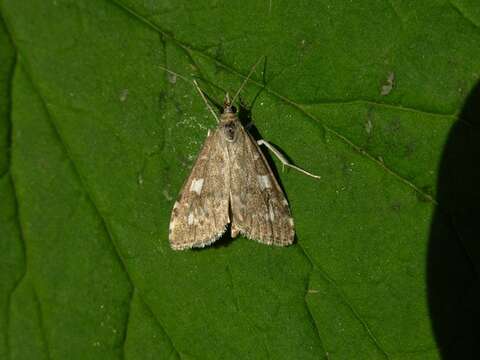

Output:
xmin=299 ymin=99 xmax=456 ymax=118
xmin=108 ymin=0 xmax=439 ymax=205
xmin=18 ymin=61 xmax=183 ymax=360
xmin=3 ymin=54 xmax=28 ymax=360
xmin=296 ymin=243 xmax=390 ymax=359
xmin=6 ymin=173 xmax=27 ymax=360
xmin=448 ymin=0 xmax=480 ymax=31
xmin=31 ymin=286 xmax=51 ymax=360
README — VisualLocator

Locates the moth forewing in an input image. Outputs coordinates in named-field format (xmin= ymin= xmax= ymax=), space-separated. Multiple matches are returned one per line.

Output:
xmin=228 ymin=126 xmax=295 ymax=246
xmin=168 ymin=129 xmax=230 ymax=250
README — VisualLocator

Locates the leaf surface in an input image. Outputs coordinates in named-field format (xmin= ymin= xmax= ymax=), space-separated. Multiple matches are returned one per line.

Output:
xmin=1 ymin=0 xmax=480 ymax=359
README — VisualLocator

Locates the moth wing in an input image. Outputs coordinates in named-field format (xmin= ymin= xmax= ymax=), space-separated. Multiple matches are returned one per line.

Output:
xmin=229 ymin=127 xmax=294 ymax=246
xmin=169 ymin=129 xmax=230 ymax=250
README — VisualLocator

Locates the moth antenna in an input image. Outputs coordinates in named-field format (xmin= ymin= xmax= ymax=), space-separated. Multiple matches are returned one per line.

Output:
xmin=193 ymin=80 xmax=220 ymax=123
xmin=157 ymin=64 xmax=190 ymax=83
xmin=257 ymin=139 xmax=321 ymax=179
xmin=157 ymin=64 xmax=220 ymax=122
xmin=231 ymin=56 xmax=264 ymax=105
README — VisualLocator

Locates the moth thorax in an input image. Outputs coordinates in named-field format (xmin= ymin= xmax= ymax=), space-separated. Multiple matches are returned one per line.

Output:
xmin=220 ymin=117 xmax=238 ymax=142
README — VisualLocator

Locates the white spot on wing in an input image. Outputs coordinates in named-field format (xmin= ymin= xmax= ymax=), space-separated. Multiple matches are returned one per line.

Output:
xmin=269 ymin=205 xmax=275 ymax=222
xmin=188 ymin=213 xmax=194 ymax=225
xmin=288 ymin=218 xmax=294 ymax=227
xmin=190 ymin=178 xmax=204 ymax=194
xmin=257 ymin=175 xmax=271 ymax=190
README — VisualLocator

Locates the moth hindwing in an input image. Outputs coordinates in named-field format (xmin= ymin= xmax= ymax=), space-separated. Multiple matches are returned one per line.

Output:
xmin=169 ymin=101 xmax=295 ymax=250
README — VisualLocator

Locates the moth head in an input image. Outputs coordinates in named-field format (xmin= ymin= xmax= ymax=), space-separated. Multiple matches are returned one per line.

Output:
xmin=222 ymin=93 xmax=237 ymax=114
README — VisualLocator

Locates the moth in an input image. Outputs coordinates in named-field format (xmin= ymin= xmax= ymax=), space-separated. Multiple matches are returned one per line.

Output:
xmin=167 ymin=61 xmax=319 ymax=250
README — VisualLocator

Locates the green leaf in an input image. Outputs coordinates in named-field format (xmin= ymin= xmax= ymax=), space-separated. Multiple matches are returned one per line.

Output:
xmin=1 ymin=0 xmax=479 ymax=359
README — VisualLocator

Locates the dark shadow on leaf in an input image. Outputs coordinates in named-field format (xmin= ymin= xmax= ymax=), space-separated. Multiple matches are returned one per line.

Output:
xmin=210 ymin=224 xmax=235 ymax=249
xmin=237 ymin=102 xmax=292 ymax=201
xmin=428 ymin=81 xmax=480 ymax=358
xmin=190 ymin=224 xmax=235 ymax=250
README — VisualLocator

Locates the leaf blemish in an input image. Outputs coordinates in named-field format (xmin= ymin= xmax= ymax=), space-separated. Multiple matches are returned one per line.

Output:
xmin=168 ymin=72 xmax=177 ymax=84
xmin=119 ymin=88 xmax=129 ymax=102
xmin=365 ymin=118 xmax=373 ymax=134
xmin=163 ymin=189 xmax=173 ymax=201
xmin=380 ymin=72 xmax=395 ymax=96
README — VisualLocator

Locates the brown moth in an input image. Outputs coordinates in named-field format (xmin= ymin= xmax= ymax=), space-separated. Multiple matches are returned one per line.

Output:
xmin=167 ymin=62 xmax=319 ymax=250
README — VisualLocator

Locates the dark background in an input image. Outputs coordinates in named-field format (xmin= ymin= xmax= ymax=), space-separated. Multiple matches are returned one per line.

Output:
xmin=428 ymin=81 xmax=480 ymax=358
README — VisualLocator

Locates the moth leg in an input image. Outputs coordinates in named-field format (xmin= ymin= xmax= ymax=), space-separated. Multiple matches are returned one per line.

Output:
xmin=257 ymin=139 xmax=321 ymax=179
xmin=193 ymin=80 xmax=220 ymax=123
